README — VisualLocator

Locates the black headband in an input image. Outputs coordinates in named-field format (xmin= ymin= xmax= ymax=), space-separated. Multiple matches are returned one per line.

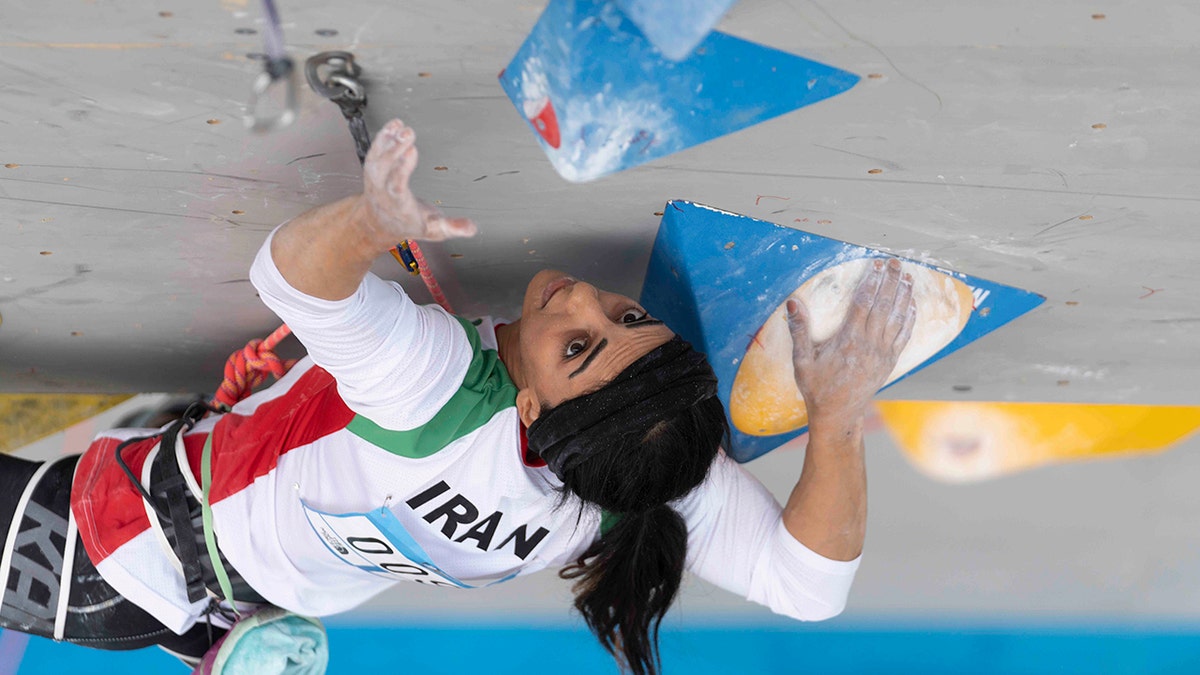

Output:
xmin=527 ymin=336 xmax=718 ymax=481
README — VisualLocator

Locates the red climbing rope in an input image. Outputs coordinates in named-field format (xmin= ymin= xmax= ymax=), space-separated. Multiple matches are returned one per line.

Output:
xmin=407 ymin=240 xmax=454 ymax=314
xmin=211 ymin=323 xmax=297 ymax=410
xmin=211 ymin=252 xmax=453 ymax=410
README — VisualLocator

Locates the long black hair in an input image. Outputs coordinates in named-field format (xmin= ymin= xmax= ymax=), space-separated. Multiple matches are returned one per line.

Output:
xmin=555 ymin=394 xmax=728 ymax=675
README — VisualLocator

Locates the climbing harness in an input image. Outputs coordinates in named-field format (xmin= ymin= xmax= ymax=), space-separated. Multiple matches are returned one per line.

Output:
xmin=112 ymin=406 xmax=320 ymax=668
xmin=245 ymin=0 xmax=298 ymax=132
xmin=115 ymin=400 xmax=267 ymax=625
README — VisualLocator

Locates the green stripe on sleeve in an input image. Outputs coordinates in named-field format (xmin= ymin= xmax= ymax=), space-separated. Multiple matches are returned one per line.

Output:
xmin=347 ymin=316 xmax=518 ymax=458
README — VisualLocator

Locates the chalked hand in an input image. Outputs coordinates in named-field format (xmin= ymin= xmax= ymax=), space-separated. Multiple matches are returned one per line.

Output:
xmin=360 ymin=119 xmax=477 ymax=244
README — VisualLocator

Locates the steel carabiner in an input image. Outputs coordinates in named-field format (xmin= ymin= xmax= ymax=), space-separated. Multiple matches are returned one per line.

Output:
xmin=305 ymin=51 xmax=366 ymax=112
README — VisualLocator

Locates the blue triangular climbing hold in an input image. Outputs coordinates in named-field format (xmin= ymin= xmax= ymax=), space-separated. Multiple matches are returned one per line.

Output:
xmin=499 ymin=0 xmax=860 ymax=182
xmin=639 ymin=201 xmax=1046 ymax=463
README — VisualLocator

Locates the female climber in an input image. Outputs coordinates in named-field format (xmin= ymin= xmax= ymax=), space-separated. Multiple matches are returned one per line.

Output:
xmin=0 ymin=119 xmax=916 ymax=675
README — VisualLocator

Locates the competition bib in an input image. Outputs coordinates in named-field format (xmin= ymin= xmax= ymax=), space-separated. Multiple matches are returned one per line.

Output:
xmin=301 ymin=501 xmax=474 ymax=588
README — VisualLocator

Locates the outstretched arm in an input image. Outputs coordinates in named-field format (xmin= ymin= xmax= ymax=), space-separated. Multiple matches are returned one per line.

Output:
xmin=249 ymin=120 xmax=478 ymax=430
xmin=270 ymin=119 xmax=476 ymax=300
xmin=677 ymin=259 xmax=915 ymax=621
xmin=782 ymin=257 xmax=915 ymax=561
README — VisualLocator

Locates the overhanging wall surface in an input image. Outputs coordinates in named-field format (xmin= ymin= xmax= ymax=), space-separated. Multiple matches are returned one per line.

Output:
xmin=1 ymin=0 xmax=1199 ymax=625
xmin=0 ymin=0 xmax=1195 ymax=405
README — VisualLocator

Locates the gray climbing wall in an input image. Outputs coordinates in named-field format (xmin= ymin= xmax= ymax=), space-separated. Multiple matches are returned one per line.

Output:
xmin=2 ymin=0 xmax=1199 ymax=636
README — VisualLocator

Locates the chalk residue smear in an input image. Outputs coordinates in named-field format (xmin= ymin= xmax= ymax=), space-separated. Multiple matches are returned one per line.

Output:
xmin=730 ymin=258 xmax=974 ymax=436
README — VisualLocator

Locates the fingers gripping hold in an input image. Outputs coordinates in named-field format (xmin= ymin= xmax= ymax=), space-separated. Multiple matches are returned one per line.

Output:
xmin=886 ymin=273 xmax=916 ymax=352
xmin=849 ymin=259 xmax=886 ymax=328
xmin=786 ymin=297 xmax=815 ymax=389
xmin=786 ymin=298 xmax=813 ymax=356
xmin=779 ymin=258 xmax=925 ymax=420
xmin=866 ymin=259 xmax=903 ymax=333
xmin=893 ymin=294 xmax=918 ymax=354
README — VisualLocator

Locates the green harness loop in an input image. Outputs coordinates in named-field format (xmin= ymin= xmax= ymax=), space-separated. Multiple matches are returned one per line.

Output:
xmin=201 ymin=433 xmax=242 ymax=618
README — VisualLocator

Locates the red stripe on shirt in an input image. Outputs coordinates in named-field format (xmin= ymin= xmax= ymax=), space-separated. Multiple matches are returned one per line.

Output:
xmin=188 ymin=364 xmax=355 ymax=504
xmin=74 ymin=364 xmax=353 ymax=564
xmin=72 ymin=435 xmax=162 ymax=563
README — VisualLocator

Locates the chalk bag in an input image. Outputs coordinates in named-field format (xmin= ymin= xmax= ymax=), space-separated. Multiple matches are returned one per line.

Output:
xmin=192 ymin=607 xmax=328 ymax=675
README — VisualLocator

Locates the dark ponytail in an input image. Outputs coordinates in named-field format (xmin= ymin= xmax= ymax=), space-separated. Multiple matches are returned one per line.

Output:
xmin=561 ymin=505 xmax=686 ymax=675
xmin=555 ymin=395 xmax=728 ymax=675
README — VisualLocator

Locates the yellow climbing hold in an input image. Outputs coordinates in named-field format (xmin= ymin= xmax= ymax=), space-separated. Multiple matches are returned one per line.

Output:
xmin=0 ymin=394 xmax=132 ymax=454
xmin=876 ymin=401 xmax=1200 ymax=483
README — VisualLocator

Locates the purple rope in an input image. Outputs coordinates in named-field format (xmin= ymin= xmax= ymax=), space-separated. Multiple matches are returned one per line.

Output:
xmin=259 ymin=0 xmax=288 ymax=69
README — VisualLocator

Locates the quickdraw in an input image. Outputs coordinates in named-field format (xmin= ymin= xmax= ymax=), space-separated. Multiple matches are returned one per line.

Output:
xmin=244 ymin=0 xmax=298 ymax=132
xmin=214 ymin=51 xmax=459 ymax=412
xmin=304 ymin=51 xmax=371 ymax=163
xmin=306 ymin=51 xmax=420 ymax=275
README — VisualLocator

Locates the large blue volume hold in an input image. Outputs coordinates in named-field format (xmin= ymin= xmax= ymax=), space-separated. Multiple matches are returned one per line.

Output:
xmin=499 ymin=0 xmax=860 ymax=182
xmin=639 ymin=201 xmax=1046 ymax=462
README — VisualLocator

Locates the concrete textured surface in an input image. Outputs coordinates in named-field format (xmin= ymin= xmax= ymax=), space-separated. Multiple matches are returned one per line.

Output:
xmin=2 ymin=0 xmax=1199 ymax=620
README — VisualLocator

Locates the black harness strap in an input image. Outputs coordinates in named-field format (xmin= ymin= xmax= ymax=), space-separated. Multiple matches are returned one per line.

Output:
xmin=154 ymin=424 xmax=207 ymax=604
xmin=115 ymin=402 xmax=212 ymax=604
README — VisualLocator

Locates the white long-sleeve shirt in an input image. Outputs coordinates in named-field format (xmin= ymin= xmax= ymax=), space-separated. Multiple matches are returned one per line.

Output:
xmin=71 ymin=229 xmax=858 ymax=634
